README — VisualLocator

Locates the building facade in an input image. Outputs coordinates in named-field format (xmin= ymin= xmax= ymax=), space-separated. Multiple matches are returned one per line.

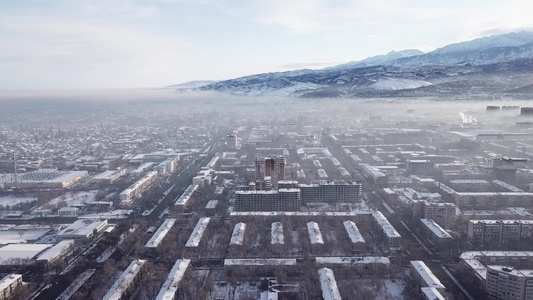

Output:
xmin=255 ymin=156 xmax=286 ymax=189
xmin=468 ymin=220 xmax=533 ymax=245
xmin=486 ymin=265 xmax=533 ymax=300
xmin=235 ymin=189 xmax=301 ymax=211
xmin=299 ymin=181 xmax=362 ymax=204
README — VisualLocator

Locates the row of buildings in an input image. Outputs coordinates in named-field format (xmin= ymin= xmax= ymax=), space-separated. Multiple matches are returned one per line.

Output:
xmin=234 ymin=181 xmax=362 ymax=212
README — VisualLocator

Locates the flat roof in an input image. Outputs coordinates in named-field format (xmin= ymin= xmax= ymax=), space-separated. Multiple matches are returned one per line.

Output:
xmin=174 ymin=184 xmax=198 ymax=206
xmin=316 ymin=256 xmax=389 ymax=265
xmin=146 ymin=218 xmax=177 ymax=249
xmin=307 ymin=222 xmax=324 ymax=245
xmin=0 ymin=244 xmax=52 ymax=264
xmin=155 ymin=259 xmax=191 ymax=300
xmin=102 ymin=259 xmax=146 ymax=300
xmin=343 ymin=221 xmax=365 ymax=244
xmin=224 ymin=259 xmax=296 ymax=266
xmin=0 ymin=274 xmax=22 ymax=292
xmin=35 ymin=240 xmax=74 ymax=262
xmin=420 ymin=219 xmax=452 ymax=239
xmin=469 ymin=220 xmax=533 ymax=225
xmin=230 ymin=211 xmax=371 ymax=217
xmin=410 ymin=261 xmax=445 ymax=290
xmin=57 ymin=219 xmax=107 ymax=238
xmin=372 ymin=211 xmax=401 ymax=238
xmin=185 ymin=217 xmax=210 ymax=247
xmin=120 ymin=171 xmax=157 ymax=196
xmin=420 ymin=287 xmax=445 ymax=300
xmin=229 ymin=223 xmax=246 ymax=246
xmin=271 ymin=222 xmax=284 ymax=245
xmin=205 ymin=200 xmax=218 ymax=209
xmin=318 ymin=268 xmax=342 ymax=300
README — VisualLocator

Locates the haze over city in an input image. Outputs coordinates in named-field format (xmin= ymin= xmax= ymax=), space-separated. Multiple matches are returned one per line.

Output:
xmin=1 ymin=1 xmax=533 ymax=300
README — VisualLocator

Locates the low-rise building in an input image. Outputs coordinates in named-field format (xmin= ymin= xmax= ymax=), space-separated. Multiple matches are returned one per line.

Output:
xmin=372 ymin=211 xmax=401 ymax=251
xmin=119 ymin=171 xmax=158 ymax=201
xmin=410 ymin=261 xmax=446 ymax=293
xmin=56 ymin=219 xmax=108 ymax=240
xmin=419 ymin=219 xmax=453 ymax=249
xmin=0 ymin=274 xmax=22 ymax=300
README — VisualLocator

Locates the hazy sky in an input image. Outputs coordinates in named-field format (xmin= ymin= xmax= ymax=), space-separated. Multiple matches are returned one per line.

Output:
xmin=1 ymin=0 xmax=533 ymax=89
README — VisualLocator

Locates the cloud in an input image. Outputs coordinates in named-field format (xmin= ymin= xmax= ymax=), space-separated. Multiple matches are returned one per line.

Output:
xmin=81 ymin=0 xmax=159 ymax=18
xmin=0 ymin=17 xmax=193 ymax=88
xmin=281 ymin=59 xmax=343 ymax=70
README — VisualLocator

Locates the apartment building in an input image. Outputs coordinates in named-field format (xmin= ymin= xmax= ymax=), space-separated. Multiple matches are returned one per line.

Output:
xmin=234 ymin=188 xmax=301 ymax=211
xmin=468 ymin=220 xmax=533 ymax=245
xmin=299 ymin=181 xmax=362 ymax=204
xmin=486 ymin=266 xmax=533 ymax=300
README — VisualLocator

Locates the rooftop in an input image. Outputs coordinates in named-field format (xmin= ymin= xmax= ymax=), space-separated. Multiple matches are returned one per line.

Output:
xmin=145 ymin=218 xmax=177 ymax=248
xmin=155 ymin=259 xmax=191 ymax=300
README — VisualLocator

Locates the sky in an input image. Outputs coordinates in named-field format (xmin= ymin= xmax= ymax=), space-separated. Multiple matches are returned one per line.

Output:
xmin=1 ymin=0 xmax=533 ymax=89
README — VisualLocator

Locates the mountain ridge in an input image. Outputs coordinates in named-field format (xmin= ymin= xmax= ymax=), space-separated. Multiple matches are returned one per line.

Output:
xmin=172 ymin=31 xmax=533 ymax=98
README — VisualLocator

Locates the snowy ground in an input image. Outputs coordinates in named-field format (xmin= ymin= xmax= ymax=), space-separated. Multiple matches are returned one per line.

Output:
xmin=0 ymin=196 xmax=37 ymax=208
xmin=38 ymin=190 xmax=99 ymax=209
xmin=211 ymin=280 xmax=261 ymax=300
xmin=0 ymin=230 xmax=50 ymax=245
xmin=338 ymin=278 xmax=406 ymax=299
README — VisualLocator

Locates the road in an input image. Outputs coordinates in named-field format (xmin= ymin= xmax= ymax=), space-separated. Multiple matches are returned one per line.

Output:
xmin=324 ymin=136 xmax=472 ymax=300
xmin=144 ymin=139 xmax=220 ymax=221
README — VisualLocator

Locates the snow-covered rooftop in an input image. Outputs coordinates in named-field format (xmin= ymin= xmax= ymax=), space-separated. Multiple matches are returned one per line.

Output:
xmin=120 ymin=171 xmax=157 ymax=197
xmin=318 ymin=268 xmax=342 ymax=300
xmin=146 ymin=218 xmax=177 ymax=249
xmin=0 ymin=274 xmax=21 ymax=293
xmin=155 ymin=259 xmax=191 ymax=300
xmin=224 ymin=259 xmax=297 ymax=266
xmin=271 ymin=222 xmax=284 ymax=245
xmin=185 ymin=217 xmax=210 ymax=247
xmin=174 ymin=184 xmax=198 ymax=206
xmin=205 ymin=200 xmax=218 ymax=209
xmin=372 ymin=211 xmax=401 ymax=238
xmin=35 ymin=240 xmax=74 ymax=262
xmin=460 ymin=251 xmax=533 ymax=280
xmin=410 ymin=261 xmax=445 ymax=290
xmin=0 ymin=244 xmax=52 ymax=265
xmin=231 ymin=211 xmax=371 ymax=217
xmin=420 ymin=219 xmax=452 ymax=239
xmin=229 ymin=223 xmax=246 ymax=246
xmin=343 ymin=221 xmax=365 ymax=244
xmin=421 ymin=287 xmax=445 ymax=300
xmin=0 ymin=229 xmax=50 ymax=245
xmin=307 ymin=222 xmax=324 ymax=245
xmin=102 ymin=259 xmax=146 ymax=300
xmin=316 ymin=256 xmax=390 ymax=265
xmin=57 ymin=219 xmax=107 ymax=239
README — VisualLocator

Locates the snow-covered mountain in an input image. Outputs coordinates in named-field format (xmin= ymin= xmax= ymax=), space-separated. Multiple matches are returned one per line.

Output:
xmin=173 ymin=31 xmax=533 ymax=98
xmin=433 ymin=31 xmax=533 ymax=54
xmin=326 ymin=49 xmax=424 ymax=70
xmin=166 ymin=80 xmax=218 ymax=89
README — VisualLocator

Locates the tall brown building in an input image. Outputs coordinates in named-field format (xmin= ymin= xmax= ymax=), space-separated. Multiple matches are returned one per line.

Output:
xmin=255 ymin=156 xmax=285 ymax=189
